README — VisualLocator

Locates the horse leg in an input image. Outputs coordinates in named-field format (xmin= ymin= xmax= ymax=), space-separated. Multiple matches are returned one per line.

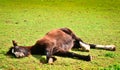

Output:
xmin=72 ymin=37 xmax=90 ymax=52
xmin=46 ymin=48 xmax=56 ymax=64
xmin=89 ymin=44 xmax=116 ymax=51
xmin=73 ymin=35 xmax=115 ymax=51
xmin=79 ymin=41 xmax=90 ymax=52
xmin=79 ymin=41 xmax=116 ymax=51
xmin=60 ymin=28 xmax=115 ymax=51
xmin=54 ymin=51 xmax=91 ymax=61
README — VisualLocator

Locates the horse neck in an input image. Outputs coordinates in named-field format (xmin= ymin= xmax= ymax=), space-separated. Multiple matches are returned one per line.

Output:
xmin=20 ymin=46 xmax=33 ymax=51
xmin=21 ymin=45 xmax=39 ymax=54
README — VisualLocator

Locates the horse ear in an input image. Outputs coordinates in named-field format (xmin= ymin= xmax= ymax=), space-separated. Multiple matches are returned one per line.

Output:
xmin=12 ymin=40 xmax=18 ymax=46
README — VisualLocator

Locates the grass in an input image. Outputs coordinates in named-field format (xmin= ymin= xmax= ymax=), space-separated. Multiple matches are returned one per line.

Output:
xmin=105 ymin=64 xmax=120 ymax=70
xmin=0 ymin=0 xmax=120 ymax=70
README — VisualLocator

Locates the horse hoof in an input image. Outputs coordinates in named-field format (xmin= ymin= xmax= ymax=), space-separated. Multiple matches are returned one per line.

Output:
xmin=112 ymin=47 xmax=116 ymax=51
xmin=105 ymin=45 xmax=116 ymax=51
xmin=110 ymin=45 xmax=116 ymax=51
xmin=87 ymin=55 xmax=92 ymax=61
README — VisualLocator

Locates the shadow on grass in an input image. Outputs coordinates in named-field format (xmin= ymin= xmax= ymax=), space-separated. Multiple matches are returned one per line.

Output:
xmin=32 ymin=55 xmax=47 ymax=64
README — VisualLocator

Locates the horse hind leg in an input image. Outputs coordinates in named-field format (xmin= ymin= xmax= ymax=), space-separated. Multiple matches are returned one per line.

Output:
xmin=79 ymin=41 xmax=116 ymax=51
xmin=54 ymin=51 xmax=92 ymax=61
xmin=79 ymin=41 xmax=90 ymax=52
xmin=89 ymin=44 xmax=116 ymax=51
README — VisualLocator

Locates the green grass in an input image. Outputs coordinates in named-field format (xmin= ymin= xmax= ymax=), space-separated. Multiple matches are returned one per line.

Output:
xmin=0 ymin=0 xmax=120 ymax=70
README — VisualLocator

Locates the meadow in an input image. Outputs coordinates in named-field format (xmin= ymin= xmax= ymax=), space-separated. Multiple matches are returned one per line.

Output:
xmin=0 ymin=0 xmax=120 ymax=70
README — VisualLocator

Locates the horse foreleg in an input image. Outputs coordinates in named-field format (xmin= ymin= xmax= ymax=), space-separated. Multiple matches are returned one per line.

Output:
xmin=46 ymin=48 xmax=56 ymax=64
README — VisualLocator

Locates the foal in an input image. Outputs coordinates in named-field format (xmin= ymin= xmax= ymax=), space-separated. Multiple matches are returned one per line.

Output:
xmin=7 ymin=28 xmax=115 ymax=64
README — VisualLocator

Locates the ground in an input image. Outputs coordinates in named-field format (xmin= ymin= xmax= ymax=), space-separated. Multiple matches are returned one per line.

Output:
xmin=0 ymin=0 xmax=120 ymax=70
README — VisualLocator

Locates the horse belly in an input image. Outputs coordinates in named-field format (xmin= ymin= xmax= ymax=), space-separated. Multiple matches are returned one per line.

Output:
xmin=60 ymin=40 xmax=74 ymax=51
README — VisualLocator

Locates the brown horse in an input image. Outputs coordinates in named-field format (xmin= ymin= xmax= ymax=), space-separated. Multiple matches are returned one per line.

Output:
xmin=7 ymin=28 xmax=115 ymax=64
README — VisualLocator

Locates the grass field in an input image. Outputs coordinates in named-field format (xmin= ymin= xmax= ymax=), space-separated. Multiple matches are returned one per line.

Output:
xmin=0 ymin=0 xmax=120 ymax=70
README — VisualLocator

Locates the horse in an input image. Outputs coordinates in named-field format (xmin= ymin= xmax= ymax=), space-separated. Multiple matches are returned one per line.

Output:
xmin=7 ymin=28 xmax=115 ymax=64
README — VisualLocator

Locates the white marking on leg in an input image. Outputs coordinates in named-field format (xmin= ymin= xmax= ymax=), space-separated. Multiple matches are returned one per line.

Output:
xmin=96 ymin=44 xmax=116 ymax=51
xmin=79 ymin=41 xmax=90 ymax=51
xmin=96 ymin=45 xmax=105 ymax=49
xmin=105 ymin=45 xmax=116 ymax=50
xmin=48 ymin=58 xmax=53 ymax=64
